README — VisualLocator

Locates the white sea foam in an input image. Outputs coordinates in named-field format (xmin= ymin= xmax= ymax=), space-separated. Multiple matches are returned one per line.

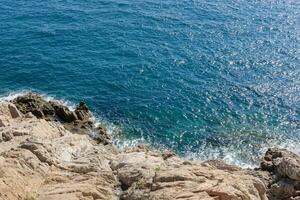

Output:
xmin=0 ymin=90 xmax=76 ymax=110
xmin=183 ymin=134 xmax=300 ymax=169
xmin=0 ymin=90 xmax=30 ymax=102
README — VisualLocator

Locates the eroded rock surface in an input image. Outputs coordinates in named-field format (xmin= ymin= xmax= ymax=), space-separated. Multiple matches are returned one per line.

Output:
xmin=0 ymin=101 xmax=118 ymax=200
xmin=111 ymin=146 xmax=267 ymax=200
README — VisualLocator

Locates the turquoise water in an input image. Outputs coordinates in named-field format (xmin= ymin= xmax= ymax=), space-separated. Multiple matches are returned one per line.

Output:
xmin=0 ymin=0 xmax=299 ymax=166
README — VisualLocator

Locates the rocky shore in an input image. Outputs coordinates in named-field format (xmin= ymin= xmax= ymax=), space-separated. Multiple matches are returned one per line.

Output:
xmin=0 ymin=93 xmax=299 ymax=200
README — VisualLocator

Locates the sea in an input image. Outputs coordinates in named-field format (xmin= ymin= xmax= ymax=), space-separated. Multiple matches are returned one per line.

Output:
xmin=0 ymin=0 xmax=299 ymax=167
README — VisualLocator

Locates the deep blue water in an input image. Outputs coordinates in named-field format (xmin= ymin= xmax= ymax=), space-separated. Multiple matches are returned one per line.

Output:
xmin=0 ymin=0 xmax=299 ymax=166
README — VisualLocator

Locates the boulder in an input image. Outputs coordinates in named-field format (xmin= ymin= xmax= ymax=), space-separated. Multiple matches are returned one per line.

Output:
xmin=2 ymin=131 xmax=13 ymax=141
xmin=75 ymin=102 xmax=90 ymax=121
xmin=8 ymin=104 xmax=22 ymax=118
xmin=55 ymin=106 xmax=78 ymax=123
xmin=259 ymin=148 xmax=300 ymax=199
xmin=95 ymin=126 xmax=110 ymax=145
xmin=269 ymin=179 xmax=300 ymax=199
xmin=32 ymin=109 xmax=45 ymax=119
xmin=162 ymin=150 xmax=176 ymax=160
xmin=12 ymin=93 xmax=55 ymax=118
xmin=261 ymin=148 xmax=300 ymax=180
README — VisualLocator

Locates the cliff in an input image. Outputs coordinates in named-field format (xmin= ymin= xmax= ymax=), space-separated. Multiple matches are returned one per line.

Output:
xmin=0 ymin=93 xmax=299 ymax=200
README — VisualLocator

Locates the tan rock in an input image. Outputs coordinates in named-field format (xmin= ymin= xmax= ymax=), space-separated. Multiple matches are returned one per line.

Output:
xmin=277 ymin=157 xmax=300 ymax=181
xmin=3 ymin=96 xmax=300 ymax=200
xmin=0 ymin=103 xmax=11 ymax=117
xmin=113 ymin=148 xmax=267 ymax=200
xmin=0 ymin=102 xmax=117 ymax=200
xmin=260 ymin=148 xmax=300 ymax=200
xmin=25 ymin=112 xmax=35 ymax=118
xmin=0 ymin=103 xmax=12 ymax=127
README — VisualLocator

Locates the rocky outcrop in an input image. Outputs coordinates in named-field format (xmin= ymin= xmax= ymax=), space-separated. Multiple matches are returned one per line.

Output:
xmin=259 ymin=148 xmax=300 ymax=200
xmin=0 ymin=94 xmax=299 ymax=200
xmin=12 ymin=93 xmax=109 ymax=144
xmin=0 ymin=101 xmax=118 ymax=200
xmin=111 ymin=146 xmax=267 ymax=200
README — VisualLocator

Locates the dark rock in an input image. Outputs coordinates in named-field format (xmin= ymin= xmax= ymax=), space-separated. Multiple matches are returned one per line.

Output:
xmin=269 ymin=178 xmax=299 ymax=199
xmin=32 ymin=109 xmax=45 ymax=119
xmin=12 ymin=93 xmax=55 ymax=118
xmin=97 ymin=126 xmax=107 ymax=136
xmin=55 ymin=106 xmax=78 ymax=123
xmin=0 ymin=119 xmax=5 ymax=127
xmin=95 ymin=126 xmax=110 ymax=145
xmin=77 ymin=101 xmax=89 ymax=111
xmin=2 ymin=132 xmax=12 ymax=141
xmin=75 ymin=110 xmax=88 ymax=121
xmin=12 ymin=131 xmax=28 ymax=136
xmin=75 ymin=101 xmax=90 ymax=121
xmin=97 ymin=134 xmax=110 ymax=145
xmin=162 ymin=150 xmax=176 ymax=160
xmin=49 ymin=101 xmax=61 ymax=111
xmin=11 ymin=93 xmax=110 ymax=145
